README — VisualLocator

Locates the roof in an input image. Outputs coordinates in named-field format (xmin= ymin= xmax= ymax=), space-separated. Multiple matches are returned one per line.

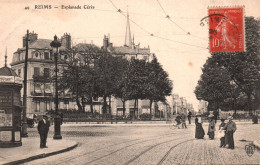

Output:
xmin=30 ymin=39 xmax=67 ymax=50
xmin=0 ymin=66 xmax=18 ymax=76
xmin=16 ymin=39 xmax=67 ymax=52
xmin=109 ymin=46 xmax=150 ymax=55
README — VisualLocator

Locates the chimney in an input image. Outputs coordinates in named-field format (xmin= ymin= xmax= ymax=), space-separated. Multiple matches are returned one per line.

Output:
xmin=23 ymin=31 xmax=38 ymax=47
xmin=61 ymin=32 xmax=72 ymax=49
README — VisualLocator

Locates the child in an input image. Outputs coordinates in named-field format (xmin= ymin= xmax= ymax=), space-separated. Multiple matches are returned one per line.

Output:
xmin=219 ymin=119 xmax=226 ymax=147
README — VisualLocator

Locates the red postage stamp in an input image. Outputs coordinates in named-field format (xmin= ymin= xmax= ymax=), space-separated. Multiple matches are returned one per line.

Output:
xmin=208 ymin=7 xmax=245 ymax=53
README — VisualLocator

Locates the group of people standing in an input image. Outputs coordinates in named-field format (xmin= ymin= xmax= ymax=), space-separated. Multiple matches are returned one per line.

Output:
xmin=195 ymin=114 xmax=237 ymax=149
xmin=175 ymin=111 xmax=193 ymax=129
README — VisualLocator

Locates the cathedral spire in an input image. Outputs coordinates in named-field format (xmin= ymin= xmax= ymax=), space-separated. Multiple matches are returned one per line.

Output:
xmin=124 ymin=7 xmax=132 ymax=47
xmin=4 ymin=47 xmax=7 ymax=67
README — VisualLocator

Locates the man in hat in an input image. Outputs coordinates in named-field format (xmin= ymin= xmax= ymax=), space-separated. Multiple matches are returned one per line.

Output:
xmin=38 ymin=115 xmax=50 ymax=148
xmin=222 ymin=116 xmax=236 ymax=149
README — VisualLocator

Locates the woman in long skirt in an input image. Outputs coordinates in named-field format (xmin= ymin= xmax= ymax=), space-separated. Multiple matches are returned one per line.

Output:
xmin=208 ymin=115 xmax=216 ymax=140
xmin=195 ymin=116 xmax=205 ymax=139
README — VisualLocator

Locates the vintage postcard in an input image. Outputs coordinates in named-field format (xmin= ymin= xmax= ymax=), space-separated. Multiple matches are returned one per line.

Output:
xmin=0 ymin=0 xmax=259 ymax=164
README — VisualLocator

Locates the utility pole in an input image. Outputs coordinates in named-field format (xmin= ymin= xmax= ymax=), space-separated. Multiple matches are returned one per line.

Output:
xmin=21 ymin=30 xmax=29 ymax=137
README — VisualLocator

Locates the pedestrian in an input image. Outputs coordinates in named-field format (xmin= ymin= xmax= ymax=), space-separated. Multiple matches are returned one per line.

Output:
xmin=181 ymin=113 xmax=187 ymax=128
xmin=222 ymin=116 xmax=236 ymax=149
xmin=195 ymin=115 xmax=205 ymax=139
xmin=218 ymin=119 xmax=227 ymax=147
xmin=33 ymin=114 xmax=37 ymax=123
xmin=175 ymin=113 xmax=181 ymax=129
xmin=213 ymin=110 xmax=219 ymax=123
xmin=188 ymin=111 xmax=192 ymax=124
xmin=208 ymin=114 xmax=215 ymax=140
xmin=252 ymin=114 xmax=258 ymax=124
xmin=37 ymin=115 xmax=50 ymax=148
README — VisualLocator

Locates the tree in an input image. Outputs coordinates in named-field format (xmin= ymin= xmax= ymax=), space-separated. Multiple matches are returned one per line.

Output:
xmin=94 ymin=51 xmax=129 ymax=114
xmin=126 ymin=59 xmax=149 ymax=118
xmin=195 ymin=57 xmax=233 ymax=111
xmin=113 ymin=59 xmax=131 ymax=116
xmin=195 ymin=17 xmax=260 ymax=114
xmin=211 ymin=17 xmax=260 ymax=113
xmin=58 ymin=43 xmax=102 ymax=112
xmin=146 ymin=57 xmax=173 ymax=114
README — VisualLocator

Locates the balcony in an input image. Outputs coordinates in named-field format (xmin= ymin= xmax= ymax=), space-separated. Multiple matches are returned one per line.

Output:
xmin=33 ymin=75 xmax=50 ymax=82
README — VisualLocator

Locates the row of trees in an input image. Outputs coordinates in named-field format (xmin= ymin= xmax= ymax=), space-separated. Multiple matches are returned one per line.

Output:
xmin=195 ymin=17 xmax=260 ymax=114
xmin=58 ymin=43 xmax=173 ymax=116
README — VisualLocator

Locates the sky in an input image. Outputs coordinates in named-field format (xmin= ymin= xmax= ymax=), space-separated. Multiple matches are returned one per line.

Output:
xmin=0 ymin=0 xmax=259 ymax=111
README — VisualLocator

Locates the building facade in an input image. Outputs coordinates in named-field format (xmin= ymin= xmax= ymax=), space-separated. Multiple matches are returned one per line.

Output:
xmin=10 ymin=32 xmax=76 ymax=116
xmin=172 ymin=94 xmax=194 ymax=115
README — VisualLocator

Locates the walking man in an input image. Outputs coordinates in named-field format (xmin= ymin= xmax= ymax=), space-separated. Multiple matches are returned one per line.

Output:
xmin=188 ymin=111 xmax=192 ymax=124
xmin=222 ymin=116 xmax=236 ymax=149
xmin=38 ymin=115 xmax=50 ymax=148
xmin=181 ymin=113 xmax=187 ymax=128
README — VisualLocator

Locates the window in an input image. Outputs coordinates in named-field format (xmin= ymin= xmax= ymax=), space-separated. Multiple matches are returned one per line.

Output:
xmin=46 ymin=101 xmax=50 ymax=111
xmin=44 ymin=68 xmax=50 ymax=78
xmin=44 ymin=52 xmax=49 ymax=60
xmin=44 ymin=84 xmax=52 ymax=95
xmin=35 ymin=101 xmax=40 ymax=112
xmin=64 ymin=100 xmax=69 ymax=110
xmin=50 ymin=50 xmax=53 ymax=60
xmin=18 ymin=69 xmax=21 ymax=77
xmin=64 ymin=55 xmax=67 ymax=60
xmin=34 ymin=84 xmax=42 ymax=94
xmin=34 ymin=67 xmax=40 ymax=76
xmin=117 ymin=108 xmax=123 ymax=116
xmin=35 ymin=52 xmax=39 ymax=58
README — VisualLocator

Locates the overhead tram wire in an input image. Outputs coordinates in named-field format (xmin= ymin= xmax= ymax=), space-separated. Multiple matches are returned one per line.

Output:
xmin=107 ymin=0 xmax=208 ymax=50
xmin=156 ymin=0 xmax=208 ymax=41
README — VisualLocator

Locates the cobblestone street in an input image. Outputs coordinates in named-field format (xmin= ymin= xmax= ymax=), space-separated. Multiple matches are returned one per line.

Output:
xmin=23 ymin=121 xmax=260 ymax=165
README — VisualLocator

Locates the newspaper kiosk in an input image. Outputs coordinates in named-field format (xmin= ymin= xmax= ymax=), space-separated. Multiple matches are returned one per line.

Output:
xmin=0 ymin=66 xmax=23 ymax=147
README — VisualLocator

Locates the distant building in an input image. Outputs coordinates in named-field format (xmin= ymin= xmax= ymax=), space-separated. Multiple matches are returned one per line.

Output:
xmin=172 ymin=94 xmax=193 ymax=115
xmin=100 ymin=12 xmax=156 ymax=119
xmin=198 ymin=100 xmax=208 ymax=114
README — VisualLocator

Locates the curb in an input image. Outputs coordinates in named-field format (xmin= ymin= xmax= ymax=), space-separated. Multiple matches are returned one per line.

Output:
xmin=3 ymin=143 xmax=79 ymax=165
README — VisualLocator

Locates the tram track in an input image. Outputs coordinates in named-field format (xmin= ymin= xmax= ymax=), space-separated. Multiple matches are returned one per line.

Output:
xmin=157 ymin=139 xmax=195 ymax=165
xmin=52 ymin=131 xmax=183 ymax=165
xmin=123 ymin=137 xmax=194 ymax=165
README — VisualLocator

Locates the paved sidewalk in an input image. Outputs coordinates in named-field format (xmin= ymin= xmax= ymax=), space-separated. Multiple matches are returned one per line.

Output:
xmin=0 ymin=138 xmax=78 ymax=165
xmin=253 ymin=138 xmax=260 ymax=150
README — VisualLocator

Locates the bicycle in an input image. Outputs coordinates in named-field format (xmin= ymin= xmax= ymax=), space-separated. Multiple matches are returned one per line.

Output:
xmin=168 ymin=120 xmax=181 ymax=130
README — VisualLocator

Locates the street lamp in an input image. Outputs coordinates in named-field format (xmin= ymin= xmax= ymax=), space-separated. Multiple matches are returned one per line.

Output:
xmin=50 ymin=35 xmax=62 ymax=139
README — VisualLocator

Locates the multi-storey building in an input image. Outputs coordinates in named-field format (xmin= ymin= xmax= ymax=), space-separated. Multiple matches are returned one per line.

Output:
xmin=10 ymin=32 xmax=75 ymax=116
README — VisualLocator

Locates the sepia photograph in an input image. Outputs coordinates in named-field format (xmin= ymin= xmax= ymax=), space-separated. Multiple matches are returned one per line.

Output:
xmin=0 ymin=0 xmax=259 ymax=164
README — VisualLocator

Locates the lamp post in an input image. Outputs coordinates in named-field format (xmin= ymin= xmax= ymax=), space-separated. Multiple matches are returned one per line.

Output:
xmin=50 ymin=35 xmax=62 ymax=139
